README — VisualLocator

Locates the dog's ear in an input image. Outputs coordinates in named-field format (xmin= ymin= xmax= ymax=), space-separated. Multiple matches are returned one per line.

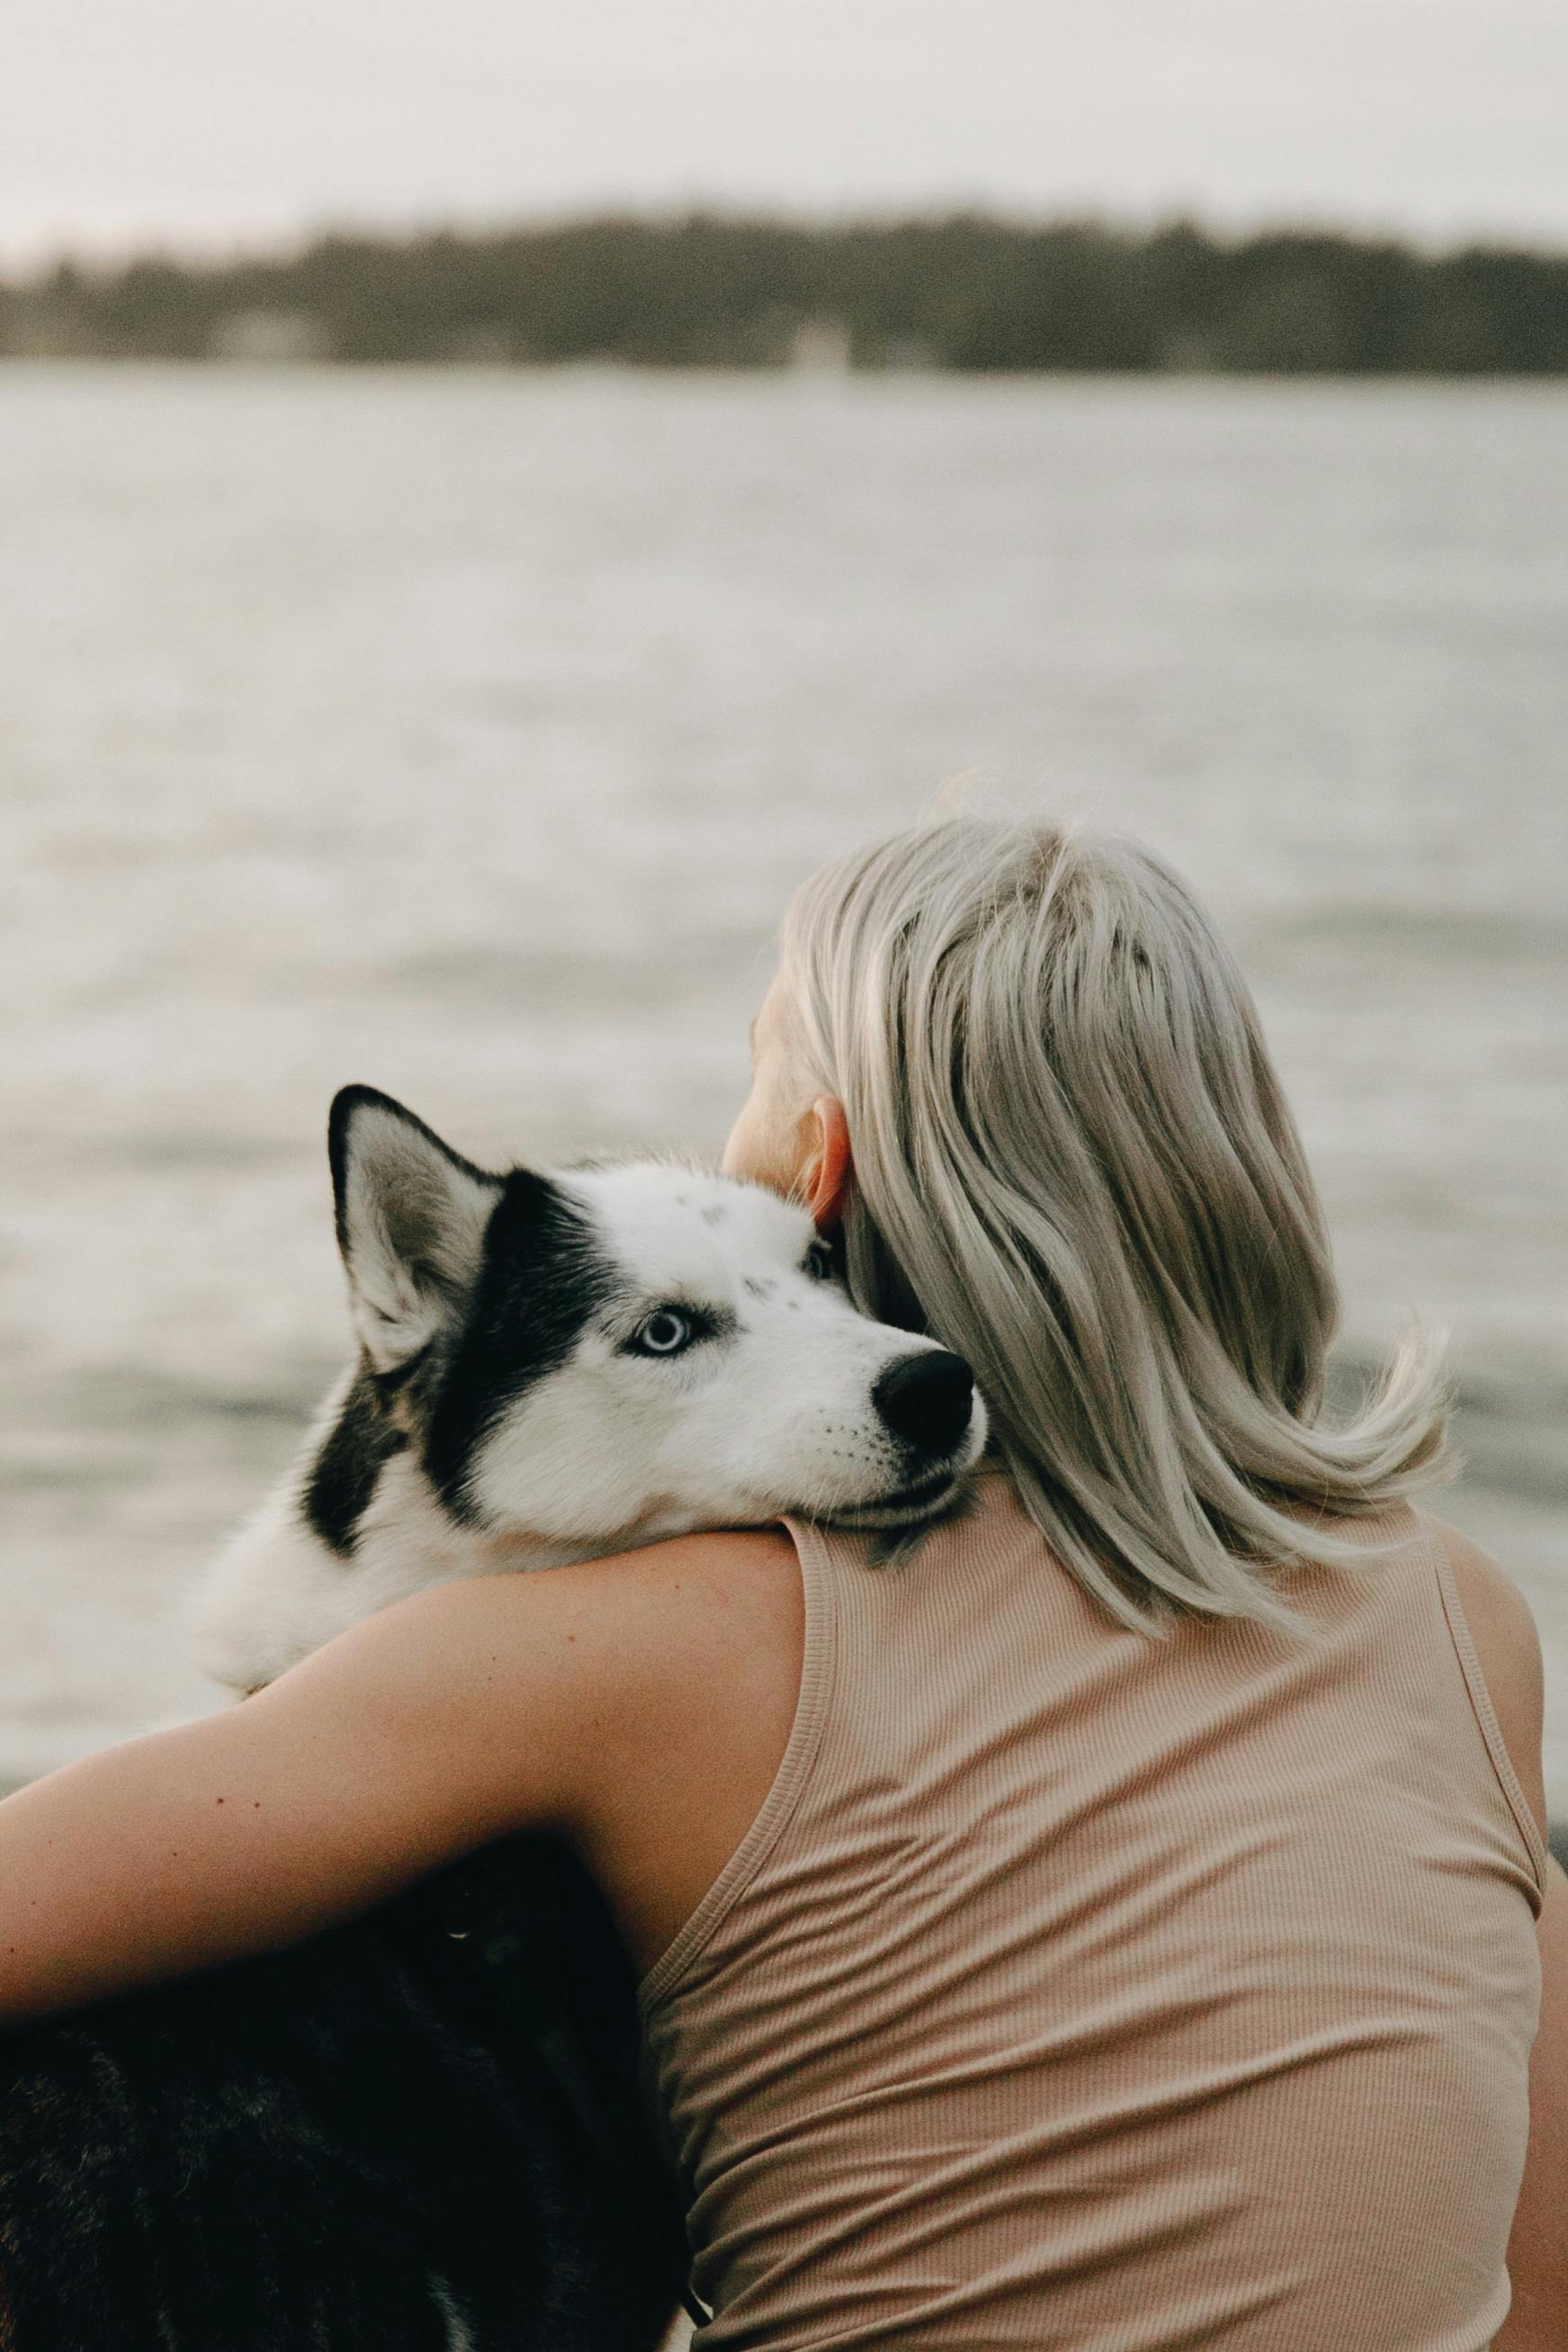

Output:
xmin=327 ymin=1086 xmax=501 ymax=1375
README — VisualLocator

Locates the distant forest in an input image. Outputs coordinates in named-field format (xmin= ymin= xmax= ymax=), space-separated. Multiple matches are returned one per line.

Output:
xmin=4 ymin=215 xmax=1567 ymax=374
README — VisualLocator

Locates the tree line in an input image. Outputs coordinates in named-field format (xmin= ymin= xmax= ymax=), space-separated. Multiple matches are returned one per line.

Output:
xmin=4 ymin=215 xmax=1565 ymax=373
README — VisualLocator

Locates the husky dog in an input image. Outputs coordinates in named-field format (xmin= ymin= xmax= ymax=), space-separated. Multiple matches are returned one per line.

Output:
xmin=196 ymin=1085 xmax=986 ymax=1695
xmin=0 ymin=1088 xmax=986 ymax=2352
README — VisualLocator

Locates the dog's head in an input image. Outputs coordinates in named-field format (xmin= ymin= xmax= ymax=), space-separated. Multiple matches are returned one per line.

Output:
xmin=329 ymin=1086 xmax=988 ymax=1550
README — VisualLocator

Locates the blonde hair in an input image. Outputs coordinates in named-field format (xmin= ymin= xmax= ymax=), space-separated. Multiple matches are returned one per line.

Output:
xmin=781 ymin=817 xmax=1451 ymax=1629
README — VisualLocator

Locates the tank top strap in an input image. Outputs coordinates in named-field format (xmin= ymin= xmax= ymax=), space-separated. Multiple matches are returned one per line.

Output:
xmin=636 ymin=1504 xmax=843 ymax=2014
xmin=1427 ymin=1519 xmax=1549 ymax=1899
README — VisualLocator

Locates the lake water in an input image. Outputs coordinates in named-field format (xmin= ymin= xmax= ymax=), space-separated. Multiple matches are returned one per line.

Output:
xmin=1 ymin=365 xmax=1564 ymax=1812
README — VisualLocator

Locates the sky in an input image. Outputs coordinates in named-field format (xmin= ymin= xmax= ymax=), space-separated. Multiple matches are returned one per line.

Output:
xmin=3 ymin=0 xmax=1566 ymax=265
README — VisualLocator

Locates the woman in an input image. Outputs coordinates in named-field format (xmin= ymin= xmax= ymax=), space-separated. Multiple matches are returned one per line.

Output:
xmin=2 ymin=818 xmax=1562 ymax=2348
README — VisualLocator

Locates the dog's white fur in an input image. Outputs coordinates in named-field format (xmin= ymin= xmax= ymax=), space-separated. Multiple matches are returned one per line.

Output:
xmin=195 ymin=1099 xmax=986 ymax=1696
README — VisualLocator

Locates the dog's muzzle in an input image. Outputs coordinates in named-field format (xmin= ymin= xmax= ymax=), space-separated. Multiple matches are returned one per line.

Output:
xmin=830 ymin=1349 xmax=983 ymax=1531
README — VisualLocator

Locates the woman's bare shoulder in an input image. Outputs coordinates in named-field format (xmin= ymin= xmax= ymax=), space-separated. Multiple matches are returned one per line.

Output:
xmin=428 ymin=1524 xmax=803 ymax=1672
xmin=399 ymin=1523 xmax=808 ymax=1834
xmin=445 ymin=1530 xmax=808 ymax=1971
xmin=398 ymin=1524 xmax=801 ymax=1650
xmin=1413 ymin=1508 xmax=1546 ymax=1837
xmin=520 ymin=1524 xmax=806 ymax=1758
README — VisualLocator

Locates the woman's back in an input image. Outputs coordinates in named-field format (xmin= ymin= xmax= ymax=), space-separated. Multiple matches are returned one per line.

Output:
xmin=642 ymin=1476 xmax=1545 ymax=2349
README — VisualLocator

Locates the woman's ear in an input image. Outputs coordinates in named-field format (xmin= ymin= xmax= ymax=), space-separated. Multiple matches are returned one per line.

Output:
xmin=802 ymin=1096 xmax=854 ymax=1229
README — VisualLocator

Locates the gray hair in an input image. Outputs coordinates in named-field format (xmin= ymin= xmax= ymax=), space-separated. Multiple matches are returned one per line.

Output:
xmin=780 ymin=817 xmax=1451 ymax=1629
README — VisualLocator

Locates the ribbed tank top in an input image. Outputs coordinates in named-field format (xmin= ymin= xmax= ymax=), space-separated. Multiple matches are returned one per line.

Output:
xmin=639 ymin=1473 xmax=1546 ymax=2351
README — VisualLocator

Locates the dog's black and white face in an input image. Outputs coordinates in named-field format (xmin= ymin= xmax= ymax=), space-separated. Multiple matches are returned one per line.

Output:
xmin=328 ymin=1086 xmax=988 ymax=1553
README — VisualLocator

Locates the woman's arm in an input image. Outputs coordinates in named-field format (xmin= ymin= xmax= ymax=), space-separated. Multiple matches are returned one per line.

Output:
xmin=0 ymin=1557 xmax=643 ymax=2024
xmin=0 ymin=1525 xmax=802 ymax=2027
xmin=1446 ymin=1531 xmax=1567 ymax=2351
xmin=1500 ymin=1853 xmax=1568 ymax=2352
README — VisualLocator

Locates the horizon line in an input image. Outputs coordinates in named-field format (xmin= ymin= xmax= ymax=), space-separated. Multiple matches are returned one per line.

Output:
xmin=6 ymin=200 xmax=1568 ymax=282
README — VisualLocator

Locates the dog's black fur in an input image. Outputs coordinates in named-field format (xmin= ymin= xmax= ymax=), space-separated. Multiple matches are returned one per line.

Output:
xmin=0 ymin=1839 xmax=682 ymax=2351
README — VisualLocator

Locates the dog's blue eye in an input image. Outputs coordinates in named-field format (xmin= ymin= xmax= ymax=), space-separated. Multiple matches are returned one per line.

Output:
xmin=631 ymin=1308 xmax=693 ymax=1357
xmin=803 ymin=1240 xmax=836 ymax=1282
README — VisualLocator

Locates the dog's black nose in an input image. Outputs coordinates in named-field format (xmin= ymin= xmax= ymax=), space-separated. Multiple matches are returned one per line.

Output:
xmin=873 ymin=1351 xmax=974 ymax=1457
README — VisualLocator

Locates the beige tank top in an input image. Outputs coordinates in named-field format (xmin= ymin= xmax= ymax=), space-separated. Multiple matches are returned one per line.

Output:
xmin=639 ymin=1474 xmax=1546 ymax=2350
